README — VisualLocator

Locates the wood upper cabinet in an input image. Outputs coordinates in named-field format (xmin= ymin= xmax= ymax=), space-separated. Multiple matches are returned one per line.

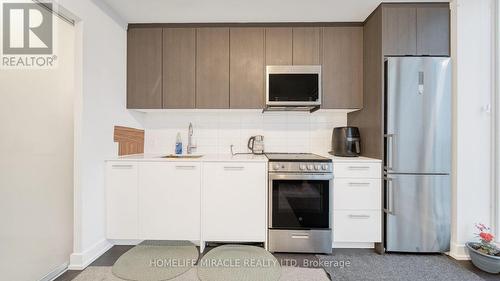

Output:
xmin=322 ymin=27 xmax=363 ymax=109
xmin=230 ymin=28 xmax=265 ymax=109
xmin=265 ymin=28 xmax=293 ymax=65
xmin=416 ymin=6 xmax=450 ymax=56
xmin=127 ymin=28 xmax=163 ymax=109
xmin=196 ymin=28 xmax=230 ymax=109
xmin=162 ymin=28 xmax=196 ymax=109
xmin=382 ymin=6 xmax=417 ymax=56
xmin=292 ymin=27 xmax=321 ymax=65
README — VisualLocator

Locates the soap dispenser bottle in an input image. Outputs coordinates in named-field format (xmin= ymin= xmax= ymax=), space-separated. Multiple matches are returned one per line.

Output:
xmin=175 ymin=133 xmax=183 ymax=155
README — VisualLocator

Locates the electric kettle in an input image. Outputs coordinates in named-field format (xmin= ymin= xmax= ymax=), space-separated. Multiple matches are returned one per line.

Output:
xmin=248 ymin=135 xmax=265 ymax=154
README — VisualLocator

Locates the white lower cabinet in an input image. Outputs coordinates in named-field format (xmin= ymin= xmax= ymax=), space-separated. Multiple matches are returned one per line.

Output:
xmin=106 ymin=162 xmax=139 ymax=239
xmin=333 ymin=160 xmax=382 ymax=246
xmin=138 ymin=162 xmax=201 ymax=240
xmin=202 ymin=162 xmax=266 ymax=242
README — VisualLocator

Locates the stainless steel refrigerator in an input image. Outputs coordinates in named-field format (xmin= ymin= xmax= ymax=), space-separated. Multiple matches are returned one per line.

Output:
xmin=384 ymin=57 xmax=451 ymax=253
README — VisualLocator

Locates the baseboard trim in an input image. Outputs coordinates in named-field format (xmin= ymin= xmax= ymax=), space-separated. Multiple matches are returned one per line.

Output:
xmin=69 ymin=239 xmax=113 ymax=270
xmin=449 ymin=242 xmax=470 ymax=260
xmin=108 ymin=239 xmax=143 ymax=246
xmin=333 ymin=242 xmax=375 ymax=249
xmin=38 ymin=262 xmax=69 ymax=281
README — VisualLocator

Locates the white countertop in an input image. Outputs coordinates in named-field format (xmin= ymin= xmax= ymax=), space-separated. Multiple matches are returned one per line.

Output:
xmin=107 ymin=153 xmax=381 ymax=163
xmin=314 ymin=152 xmax=381 ymax=163
xmin=106 ymin=153 xmax=268 ymax=163
xmin=330 ymin=156 xmax=382 ymax=163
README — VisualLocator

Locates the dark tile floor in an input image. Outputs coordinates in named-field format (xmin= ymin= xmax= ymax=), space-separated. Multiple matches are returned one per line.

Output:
xmin=55 ymin=245 xmax=499 ymax=281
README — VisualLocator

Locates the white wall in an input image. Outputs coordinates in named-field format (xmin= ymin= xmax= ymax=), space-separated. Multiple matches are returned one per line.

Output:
xmin=53 ymin=0 xmax=145 ymax=269
xmin=450 ymin=0 xmax=495 ymax=259
xmin=143 ymin=110 xmax=348 ymax=155
xmin=0 ymin=16 xmax=74 ymax=281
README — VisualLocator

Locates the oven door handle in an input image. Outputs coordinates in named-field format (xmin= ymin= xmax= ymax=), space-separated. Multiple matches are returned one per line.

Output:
xmin=268 ymin=173 xmax=333 ymax=181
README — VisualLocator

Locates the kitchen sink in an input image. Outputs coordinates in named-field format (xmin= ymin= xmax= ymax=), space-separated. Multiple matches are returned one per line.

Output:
xmin=160 ymin=154 xmax=203 ymax=159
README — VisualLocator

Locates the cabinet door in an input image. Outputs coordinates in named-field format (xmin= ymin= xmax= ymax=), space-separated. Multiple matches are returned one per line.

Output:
xmin=322 ymin=27 xmax=363 ymax=109
xmin=382 ymin=6 xmax=417 ymax=56
xmin=230 ymin=28 xmax=265 ymax=109
xmin=138 ymin=162 xmax=201 ymax=240
xmin=196 ymin=28 xmax=230 ymax=109
xmin=163 ymin=28 xmax=196 ymax=108
xmin=265 ymin=27 xmax=293 ymax=65
xmin=127 ymin=28 xmax=162 ymax=109
xmin=106 ymin=162 xmax=138 ymax=239
xmin=202 ymin=162 xmax=266 ymax=242
xmin=292 ymin=27 xmax=321 ymax=65
xmin=416 ymin=6 xmax=450 ymax=56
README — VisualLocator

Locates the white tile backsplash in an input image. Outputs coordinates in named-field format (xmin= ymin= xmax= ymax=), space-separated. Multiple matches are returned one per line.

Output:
xmin=143 ymin=110 xmax=347 ymax=155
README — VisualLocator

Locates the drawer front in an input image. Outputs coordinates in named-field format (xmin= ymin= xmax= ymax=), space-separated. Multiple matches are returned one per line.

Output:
xmin=333 ymin=210 xmax=381 ymax=243
xmin=334 ymin=178 xmax=382 ymax=210
xmin=334 ymin=162 xmax=381 ymax=178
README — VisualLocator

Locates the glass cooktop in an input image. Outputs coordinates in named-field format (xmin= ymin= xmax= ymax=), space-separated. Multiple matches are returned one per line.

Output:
xmin=265 ymin=153 xmax=331 ymax=162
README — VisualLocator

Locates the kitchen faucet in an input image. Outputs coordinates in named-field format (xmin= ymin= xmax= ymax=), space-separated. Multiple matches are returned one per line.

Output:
xmin=187 ymin=122 xmax=197 ymax=154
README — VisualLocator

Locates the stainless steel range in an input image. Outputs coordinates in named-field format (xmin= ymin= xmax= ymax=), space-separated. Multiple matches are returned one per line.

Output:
xmin=266 ymin=153 xmax=333 ymax=254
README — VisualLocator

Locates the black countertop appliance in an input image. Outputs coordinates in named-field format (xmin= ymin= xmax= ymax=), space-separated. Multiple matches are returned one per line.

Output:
xmin=330 ymin=126 xmax=361 ymax=157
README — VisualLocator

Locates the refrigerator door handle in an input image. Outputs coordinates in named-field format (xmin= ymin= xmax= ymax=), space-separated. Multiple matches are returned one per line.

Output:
xmin=384 ymin=134 xmax=395 ymax=171
xmin=384 ymin=176 xmax=395 ymax=215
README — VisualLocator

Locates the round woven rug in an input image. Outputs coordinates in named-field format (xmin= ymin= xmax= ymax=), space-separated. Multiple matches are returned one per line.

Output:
xmin=197 ymin=245 xmax=281 ymax=281
xmin=112 ymin=241 xmax=199 ymax=281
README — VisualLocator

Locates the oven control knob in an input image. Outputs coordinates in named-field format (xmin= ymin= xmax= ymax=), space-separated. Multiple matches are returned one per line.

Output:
xmin=299 ymin=164 xmax=306 ymax=170
xmin=322 ymin=164 xmax=329 ymax=171
xmin=307 ymin=164 xmax=313 ymax=170
xmin=314 ymin=164 xmax=321 ymax=170
xmin=273 ymin=164 xmax=281 ymax=170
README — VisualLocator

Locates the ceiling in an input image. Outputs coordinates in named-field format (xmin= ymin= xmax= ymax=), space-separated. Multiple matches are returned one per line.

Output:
xmin=99 ymin=0 xmax=448 ymax=23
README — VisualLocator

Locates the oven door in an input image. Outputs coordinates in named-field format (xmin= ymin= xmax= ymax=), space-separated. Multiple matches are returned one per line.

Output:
xmin=269 ymin=173 xmax=332 ymax=230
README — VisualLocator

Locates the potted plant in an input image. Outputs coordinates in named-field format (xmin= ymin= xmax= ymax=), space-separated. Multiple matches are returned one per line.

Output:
xmin=466 ymin=223 xmax=500 ymax=274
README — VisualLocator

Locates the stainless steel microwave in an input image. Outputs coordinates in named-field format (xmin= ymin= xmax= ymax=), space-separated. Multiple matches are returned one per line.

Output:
xmin=266 ymin=65 xmax=322 ymax=107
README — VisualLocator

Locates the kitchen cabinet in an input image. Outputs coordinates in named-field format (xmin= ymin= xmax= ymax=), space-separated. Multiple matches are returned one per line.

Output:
xmin=127 ymin=28 xmax=163 ymax=109
xmin=202 ymin=162 xmax=266 ymax=242
xmin=265 ymin=28 xmax=293 ymax=65
xmin=292 ymin=27 xmax=321 ymax=65
xmin=382 ymin=6 xmax=417 ymax=56
xmin=163 ymin=28 xmax=196 ymax=108
xmin=382 ymin=4 xmax=450 ymax=56
xmin=196 ymin=28 xmax=230 ymax=109
xmin=333 ymin=160 xmax=382 ymax=246
xmin=138 ymin=162 xmax=201 ymax=240
xmin=416 ymin=6 xmax=450 ymax=56
xmin=106 ymin=162 xmax=138 ymax=239
xmin=322 ymin=27 xmax=363 ymax=109
xmin=229 ymin=28 xmax=265 ymax=109
xmin=293 ymin=27 xmax=321 ymax=65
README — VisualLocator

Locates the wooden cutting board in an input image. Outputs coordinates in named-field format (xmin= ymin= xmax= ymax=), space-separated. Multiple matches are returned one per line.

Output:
xmin=113 ymin=126 xmax=144 ymax=156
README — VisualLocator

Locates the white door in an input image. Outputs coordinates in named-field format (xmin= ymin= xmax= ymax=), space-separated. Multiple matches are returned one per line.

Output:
xmin=139 ymin=162 xmax=201 ymax=240
xmin=202 ymin=162 xmax=266 ymax=242
xmin=106 ymin=162 xmax=138 ymax=239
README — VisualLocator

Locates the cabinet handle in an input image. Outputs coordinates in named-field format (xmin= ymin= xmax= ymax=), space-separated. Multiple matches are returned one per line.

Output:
xmin=175 ymin=165 xmax=196 ymax=170
xmin=224 ymin=166 xmax=245 ymax=171
xmin=111 ymin=164 xmax=134 ymax=169
xmin=348 ymin=214 xmax=371 ymax=219
xmin=348 ymin=182 xmax=370 ymax=186
xmin=348 ymin=166 xmax=370 ymax=170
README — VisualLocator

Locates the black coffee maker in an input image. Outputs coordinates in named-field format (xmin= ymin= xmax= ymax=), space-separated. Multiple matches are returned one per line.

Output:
xmin=330 ymin=127 xmax=361 ymax=157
